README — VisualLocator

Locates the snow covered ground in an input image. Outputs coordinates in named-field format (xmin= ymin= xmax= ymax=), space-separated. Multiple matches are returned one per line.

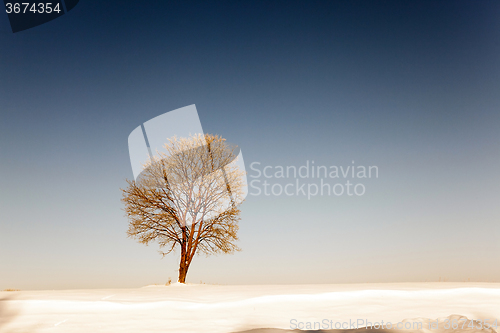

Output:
xmin=1 ymin=283 xmax=499 ymax=333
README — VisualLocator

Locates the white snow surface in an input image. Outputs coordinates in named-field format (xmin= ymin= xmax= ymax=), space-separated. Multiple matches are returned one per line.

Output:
xmin=1 ymin=283 xmax=499 ymax=333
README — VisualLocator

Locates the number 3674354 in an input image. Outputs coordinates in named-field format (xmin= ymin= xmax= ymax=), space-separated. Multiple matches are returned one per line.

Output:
xmin=5 ymin=3 xmax=62 ymax=14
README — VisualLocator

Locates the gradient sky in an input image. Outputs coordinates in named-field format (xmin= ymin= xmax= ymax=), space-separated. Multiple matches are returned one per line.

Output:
xmin=1 ymin=1 xmax=499 ymax=290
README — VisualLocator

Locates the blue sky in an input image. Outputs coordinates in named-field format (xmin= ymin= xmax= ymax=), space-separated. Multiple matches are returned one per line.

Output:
xmin=1 ymin=1 xmax=499 ymax=289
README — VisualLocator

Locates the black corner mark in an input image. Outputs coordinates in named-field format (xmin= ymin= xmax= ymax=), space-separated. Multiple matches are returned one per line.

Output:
xmin=63 ymin=0 xmax=78 ymax=11
xmin=4 ymin=0 xmax=79 ymax=33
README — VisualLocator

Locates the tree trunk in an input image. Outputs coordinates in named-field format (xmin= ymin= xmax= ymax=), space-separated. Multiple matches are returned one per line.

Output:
xmin=178 ymin=253 xmax=191 ymax=283
xmin=178 ymin=226 xmax=190 ymax=283
xmin=178 ymin=264 xmax=186 ymax=283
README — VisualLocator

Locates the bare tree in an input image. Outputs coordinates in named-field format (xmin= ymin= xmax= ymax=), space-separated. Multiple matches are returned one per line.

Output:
xmin=122 ymin=134 xmax=245 ymax=283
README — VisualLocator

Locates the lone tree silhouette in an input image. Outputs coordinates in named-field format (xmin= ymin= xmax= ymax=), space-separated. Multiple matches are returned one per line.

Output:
xmin=122 ymin=134 xmax=245 ymax=283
